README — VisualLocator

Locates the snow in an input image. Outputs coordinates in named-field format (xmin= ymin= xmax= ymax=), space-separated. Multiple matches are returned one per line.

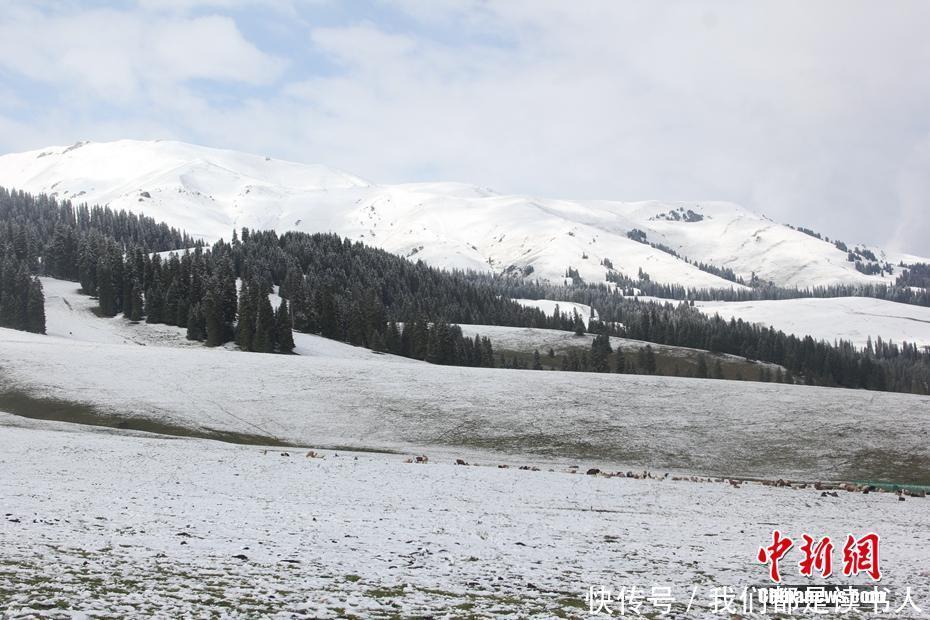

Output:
xmin=3 ymin=278 xmax=930 ymax=615
xmin=695 ymin=297 xmax=930 ymax=348
xmin=457 ymin=323 xmax=770 ymax=367
xmin=4 ymin=139 xmax=926 ymax=288
xmin=2 ymin=279 xmax=929 ymax=485
xmin=41 ymin=276 xmax=408 ymax=362
xmin=514 ymin=298 xmax=597 ymax=326
xmin=2 ymin=417 xmax=929 ymax=617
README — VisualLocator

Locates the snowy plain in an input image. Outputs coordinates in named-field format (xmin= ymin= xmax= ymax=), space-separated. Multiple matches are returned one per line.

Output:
xmin=2 ymin=279 xmax=930 ymax=617
xmin=2 ymin=417 xmax=930 ymax=618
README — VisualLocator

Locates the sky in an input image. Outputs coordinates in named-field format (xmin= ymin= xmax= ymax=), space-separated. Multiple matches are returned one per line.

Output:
xmin=1 ymin=0 xmax=929 ymax=255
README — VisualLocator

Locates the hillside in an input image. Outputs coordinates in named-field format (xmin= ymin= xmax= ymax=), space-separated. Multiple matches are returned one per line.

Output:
xmin=695 ymin=296 xmax=930 ymax=348
xmin=457 ymin=323 xmax=785 ymax=379
xmin=2 ymin=139 xmax=926 ymax=289
xmin=2 ymin=278 xmax=929 ymax=484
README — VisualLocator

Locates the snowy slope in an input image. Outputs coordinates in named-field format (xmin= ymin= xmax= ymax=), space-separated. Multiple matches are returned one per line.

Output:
xmin=514 ymin=298 xmax=597 ymax=327
xmin=3 ymin=139 xmax=926 ymax=288
xmin=696 ymin=297 xmax=930 ymax=348
xmin=41 ymin=276 xmax=410 ymax=362
xmin=3 ymin=280 xmax=930 ymax=483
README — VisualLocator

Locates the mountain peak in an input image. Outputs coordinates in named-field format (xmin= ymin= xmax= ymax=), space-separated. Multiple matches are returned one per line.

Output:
xmin=0 ymin=139 xmax=925 ymax=289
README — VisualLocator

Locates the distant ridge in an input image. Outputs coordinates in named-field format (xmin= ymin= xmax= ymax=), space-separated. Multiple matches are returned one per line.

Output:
xmin=1 ymin=138 xmax=927 ymax=288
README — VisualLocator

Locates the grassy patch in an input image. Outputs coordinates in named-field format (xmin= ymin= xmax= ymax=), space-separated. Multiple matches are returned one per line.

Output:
xmin=496 ymin=342 xmax=778 ymax=380
xmin=0 ymin=386 xmax=297 ymax=447
xmin=366 ymin=585 xmax=407 ymax=599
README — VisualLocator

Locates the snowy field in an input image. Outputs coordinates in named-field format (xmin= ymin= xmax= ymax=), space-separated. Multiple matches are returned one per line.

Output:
xmin=2 ymin=279 xmax=929 ymax=486
xmin=695 ymin=297 xmax=930 ymax=348
xmin=2 ymin=416 xmax=929 ymax=618
xmin=2 ymin=278 xmax=930 ymax=617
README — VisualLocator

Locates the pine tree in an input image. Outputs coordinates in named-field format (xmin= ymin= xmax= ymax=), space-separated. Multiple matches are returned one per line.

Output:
xmin=385 ymin=321 xmax=401 ymax=354
xmin=203 ymin=288 xmax=224 ymax=347
xmin=145 ymin=283 xmax=162 ymax=324
xmin=696 ymin=354 xmax=709 ymax=378
xmin=573 ymin=312 xmax=586 ymax=336
xmin=96 ymin=255 xmax=117 ymax=317
xmin=275 ymin=298 xmax=295 ymax=353
xmin=176 ymin=297 xmax=189 ymax=328
xmin=644 ymin=344 xmax=657 ymax=374
xmin=129 ymin=282 xmax=144 ymax=322
xmin=481 ymin=336 xmax=494 ymax=367
xmin=186 ymin=302 xmax=204 ymax=341
xmin=26 ymin=277 xmax=46 ymax=334
xmin=590 ymin=333 xmax=613 ymax=372
xmin=164 ymin=282 xmax=179 ymax=327
xmin=253 ymin=293 xmax=275 ymax=353
xmin=121 ymin=267 xmax=134 ymax=317
xmin=614 ymin=348 xmax=626 ymax=373
xmin=236 ymin=280 xmax=255 ymax=352
xmin=532 ymin=349 xmax=543 ymax=370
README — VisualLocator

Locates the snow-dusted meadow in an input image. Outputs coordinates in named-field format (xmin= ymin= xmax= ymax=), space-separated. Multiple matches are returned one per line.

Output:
xmin=3 ymin=278 xmax=930 ymax=617
xmin=695 ymin=297 xmax=930 ymax=348
xmin=1 ymin=278 xmax=928 ymax=487
xmin=3 ymin=416 xmax=930 ymax=618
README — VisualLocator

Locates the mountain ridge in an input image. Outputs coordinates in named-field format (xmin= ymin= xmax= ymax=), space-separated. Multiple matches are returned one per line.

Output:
xmin=1 ymin=138 xmax=926 ymax=289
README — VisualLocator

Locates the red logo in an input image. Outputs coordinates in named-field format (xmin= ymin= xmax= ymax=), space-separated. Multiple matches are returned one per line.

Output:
xmin=842 ymin=533 xmax=881 ymax=581
xmin=798 ymin=534 xmax=834 ymax=578
xmin=757 ymin=531 xmax=881 ymax=582
xmin=757 ymin=530 xmax=793 ymax=582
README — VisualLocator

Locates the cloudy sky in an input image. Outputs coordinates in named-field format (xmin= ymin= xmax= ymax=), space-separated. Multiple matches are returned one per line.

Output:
xmin=1 ymin=0 xmax=929 ymax=254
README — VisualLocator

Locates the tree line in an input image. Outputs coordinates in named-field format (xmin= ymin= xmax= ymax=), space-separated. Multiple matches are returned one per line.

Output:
xmin=479 ymin=276 xmax=930 ymax=394
xmin=0 ymin=186 xmax=196 ymax=336
xmin=599 ymin=267 xmax=930 ymax=307
xmin=4 ymin=184 xmax=928 ymax=394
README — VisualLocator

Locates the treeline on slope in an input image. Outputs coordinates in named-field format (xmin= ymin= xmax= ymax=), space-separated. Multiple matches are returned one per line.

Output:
xmin=897 ymin=263 xmax=930 ymax=289
xmin=51 ymin=228 xmax=497 ymax=366
xmin=225 ymin=228 xmax=580 ymax=361
xmin=0 ymin=186 xmax=198 ymax=335
xmin=625 ymin=229 xmax=744 ymax=284
xmin=0 ymin=245 xmax=45 ymax=334
xmin=0 ymin=187 xmax=535 ymax=366
xmin=0 ymin=186 xmax=196 ymax=274
xmin=477 ymin=277 xmax=930 ymax=394
xmin=5 ymin=184 xmax=929 ymax=392
xmin=91 ymin=229 xmax=508 ymax=364
xmin=567 ymin=336 xmax=787 ymax=383
xmin=600 ymin=267 xmax=930 ymax=308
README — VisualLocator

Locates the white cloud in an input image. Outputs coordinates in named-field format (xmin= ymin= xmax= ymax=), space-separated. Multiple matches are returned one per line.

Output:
xmin=135 ymin=0 xmax=302 ymax=14
xmin=278 ymin=1 xmax=930 ymax=254
xmin=1 ymin=0 xmax=929 ymax=254
xmin=0 ymin=5 xmax=285 ymax=102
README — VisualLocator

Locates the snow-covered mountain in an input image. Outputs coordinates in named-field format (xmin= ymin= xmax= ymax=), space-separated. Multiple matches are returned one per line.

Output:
xmin=1 ymin=139 xmax=926 ymax=288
